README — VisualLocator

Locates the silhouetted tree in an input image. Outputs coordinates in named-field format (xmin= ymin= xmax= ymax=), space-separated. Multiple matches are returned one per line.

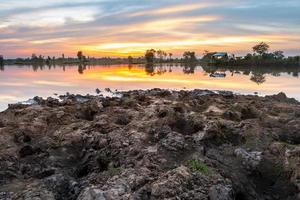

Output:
xmin=168 ymin=53 xmax=173 ymax=61
xmin=145 ymin=49 xmax=156 ymax=63
xmin=183 ymin=51 xmax=197 ymax=62
xmin=0 ymin=55 xmax=3 ymax=66
xmin=46 ymin=56 xmax=51 ymax=65
xmin=77 ymin=51 xmax=83 ymax=61
xmin=156 ymin=50 xmax=164 ymax=62
xmin=31 ymin=54 xmax=38 ymax=60
xmin=244 ymin=53 xmax=253 ymax=60
xmin=273 ymin=51 xmax=284 ymax=59
xmin=253 ymin=42 xmax=269 ymax=55
xmin=128 ymin=56 xmax=133 ymax=64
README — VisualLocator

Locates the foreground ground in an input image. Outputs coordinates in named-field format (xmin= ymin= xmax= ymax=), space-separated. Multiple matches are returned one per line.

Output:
xmin=0 ymin=89 xmax=299 ymax=200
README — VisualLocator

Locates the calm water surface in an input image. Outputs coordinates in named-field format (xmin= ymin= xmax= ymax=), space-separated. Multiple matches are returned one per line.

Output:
xmin=0 ymin=64 xmax=299 ymax=111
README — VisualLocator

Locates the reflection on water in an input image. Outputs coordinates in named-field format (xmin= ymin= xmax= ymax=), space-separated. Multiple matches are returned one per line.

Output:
xmin=0 ymin=64 xmax=299 ymax=111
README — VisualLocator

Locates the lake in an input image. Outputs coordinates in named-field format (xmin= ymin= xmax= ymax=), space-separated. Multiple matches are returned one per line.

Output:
xmin=0 ymin=64 xmax=299 ymax=111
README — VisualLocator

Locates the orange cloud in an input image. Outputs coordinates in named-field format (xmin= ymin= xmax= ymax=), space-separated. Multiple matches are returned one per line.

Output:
xmin=130 ymin=3 xmax=211 ymax=16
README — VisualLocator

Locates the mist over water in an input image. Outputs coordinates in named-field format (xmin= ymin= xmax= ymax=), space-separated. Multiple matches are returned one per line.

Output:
xmin=0 ymin=64 xmax=299 ymax=111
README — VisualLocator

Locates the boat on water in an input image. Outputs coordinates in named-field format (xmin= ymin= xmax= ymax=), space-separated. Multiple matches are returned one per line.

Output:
xmin=209 ymin=72 xmax=226 ymax=78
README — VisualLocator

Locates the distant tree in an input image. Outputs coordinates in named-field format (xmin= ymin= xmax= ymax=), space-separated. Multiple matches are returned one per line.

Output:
xmin=62 ymin=54 xmax=65 ymax=59
xmin=38 ymin=55 xmax=44 ymax=60
xmin=183 ymin=51 xmax=197 ymax=62
xmin=0 ymin=55 xmax=3 ymax=66
xmin=156 ymin=50 xmax=164 ymax=62
xmin=31 ymin=54 xmax=38 ymax=60
xmin=128 ymin=56 xmax=133 ymax=64
xmin=168 ymin=53 xmax=173 ymax=61
xmin=273 ymin=50 xmax=284 ymax=59
xmin=163 ymin=51 xmax=167 ymax=61
xmin=244 ymin=53 xmax=253 ymax=60
xmin=46 ymin=56 xmax=51 ymax=65
xmin=145 ymin=49 xmax=156 ymax=63
xmin=253 ymin=42 xmax=269 ymax=55
xmin=203 ymin=50 xmax=210 ymax=56
xmin=77 ymin=51 xmax=83 ymax=61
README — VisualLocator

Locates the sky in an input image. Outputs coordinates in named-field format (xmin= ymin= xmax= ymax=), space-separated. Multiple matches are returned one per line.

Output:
xmin=0 ymin=0 xmax=300 ymax=58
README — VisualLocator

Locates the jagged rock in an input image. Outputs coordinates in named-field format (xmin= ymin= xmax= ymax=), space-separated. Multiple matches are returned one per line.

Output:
xmin=209 ymin=184 xmax=234 ymax=200
xmin=234 ymin=148 xmax=262 ymax=171
xmin=19 ymin=145 xmax=35 ymax=158
xmin=0 ymin=89 xmax=299 ymax=200
xmin=160 ymin=132 xmax=187 ymax=151
xmin=150 ymin=166 xmax=191 ymax=199
xmin=77 ymin=187 xmax=106 ymax=200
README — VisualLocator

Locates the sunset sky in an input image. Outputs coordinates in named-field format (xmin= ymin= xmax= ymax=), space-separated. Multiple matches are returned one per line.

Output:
xmin=0 ymin=0 xmax=300 ymax=58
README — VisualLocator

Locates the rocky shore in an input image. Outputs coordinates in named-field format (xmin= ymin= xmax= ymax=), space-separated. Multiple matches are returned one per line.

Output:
xmin=0 ymin=89 xmax=299 ymax=200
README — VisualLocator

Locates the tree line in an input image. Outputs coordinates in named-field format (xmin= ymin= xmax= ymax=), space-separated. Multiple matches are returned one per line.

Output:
xmin=144 ymin=49 xmax=197 ymax=63
xmin=1 ymin=42 xmax=299 ymax=67
xmin=203 ymin=42 xmax=300 ymax=66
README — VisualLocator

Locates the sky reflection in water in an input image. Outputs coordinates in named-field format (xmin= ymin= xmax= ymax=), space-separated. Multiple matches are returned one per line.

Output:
xmin=0 ymin=64 xmax=299 ymax=111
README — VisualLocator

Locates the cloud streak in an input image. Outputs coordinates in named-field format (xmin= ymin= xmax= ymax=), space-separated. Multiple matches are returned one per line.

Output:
xmin=0 ymin=0 xmax=299 ymax=58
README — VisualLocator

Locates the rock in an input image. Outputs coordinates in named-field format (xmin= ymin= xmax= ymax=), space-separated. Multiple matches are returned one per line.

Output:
xmin=89 ymin=99 xmax=103 ymax=113
xmin=56 ymin=111 xmax=65 ymax=119
xmin=240 ymin=105 xmax=261 ymax=119
xmin=150 ymin=166 xmax=191 ymax=199
xmin=160 ymin=132 xmax=186 ymax=151
xmin=234 ymin=148 xmax=262 ymax=171
xmin=114 ymin=114 xmax=131 ymax=125
xmin=280 ymin=119 xmax=300 ymax=144
xmin=19 ymin=145 xmax=35 ymax=158
xmin=44 ymin=174 xmax=81 ymax=199
xmin=209 ymin=184 xmax=234 ymax=200
xmin=223 ymin=109 xmax=241 ymax=121
xmin=77 ymin=187 xmax=106 ymax=200
xmin=267 ymin=92 xmax=299 ymax=104
xmin=0 ymin=89 xmax=299 ymax=199
xmin=15 ymin=188 xmax=55 ymax=200
xmin=95 ymin=88 xmax=101 ymax=94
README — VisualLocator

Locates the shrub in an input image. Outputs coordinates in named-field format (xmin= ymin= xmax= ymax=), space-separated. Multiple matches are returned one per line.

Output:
xmin=187 ymin=159 xmax=211 ymax=175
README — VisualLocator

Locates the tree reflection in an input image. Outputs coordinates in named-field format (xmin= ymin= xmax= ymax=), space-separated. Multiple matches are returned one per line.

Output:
xmin=78 ymin=64 xmax=86 ymax=74
xmin=250 ymin=73 xmax=266 ymax=85
xmin=145 ymin=63 xmax=155 ymax=76
xmin=292 ymin=72 xmax=299 ymax=77
xmin=156 ymin=64 xmax=167 ymax=75
xmin=183 ymin=63 xmax=197 ymax=74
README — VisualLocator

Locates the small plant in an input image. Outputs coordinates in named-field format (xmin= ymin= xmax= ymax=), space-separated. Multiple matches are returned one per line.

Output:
xmin=187 ymin=159 xmax=211 ymax=175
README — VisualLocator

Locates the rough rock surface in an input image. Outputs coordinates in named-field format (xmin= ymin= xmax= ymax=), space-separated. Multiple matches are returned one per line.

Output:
xmin=0 ymin=89 xmax=299 ymax=200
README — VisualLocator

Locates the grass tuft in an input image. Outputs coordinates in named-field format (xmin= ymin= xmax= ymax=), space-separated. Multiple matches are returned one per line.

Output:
xmin=187 ymin=159 xmax=211 ymax=175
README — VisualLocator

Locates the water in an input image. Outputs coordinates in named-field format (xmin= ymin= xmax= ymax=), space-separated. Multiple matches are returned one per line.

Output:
xmin=0 ymin=64 xmax=299 ymax=111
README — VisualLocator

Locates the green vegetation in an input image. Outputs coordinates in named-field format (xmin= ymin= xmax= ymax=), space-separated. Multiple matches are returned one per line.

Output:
xmin=203 ymin=42 xmax=300 ymax=67
xmin=187 ymin=159 xmax=212 ymax=175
